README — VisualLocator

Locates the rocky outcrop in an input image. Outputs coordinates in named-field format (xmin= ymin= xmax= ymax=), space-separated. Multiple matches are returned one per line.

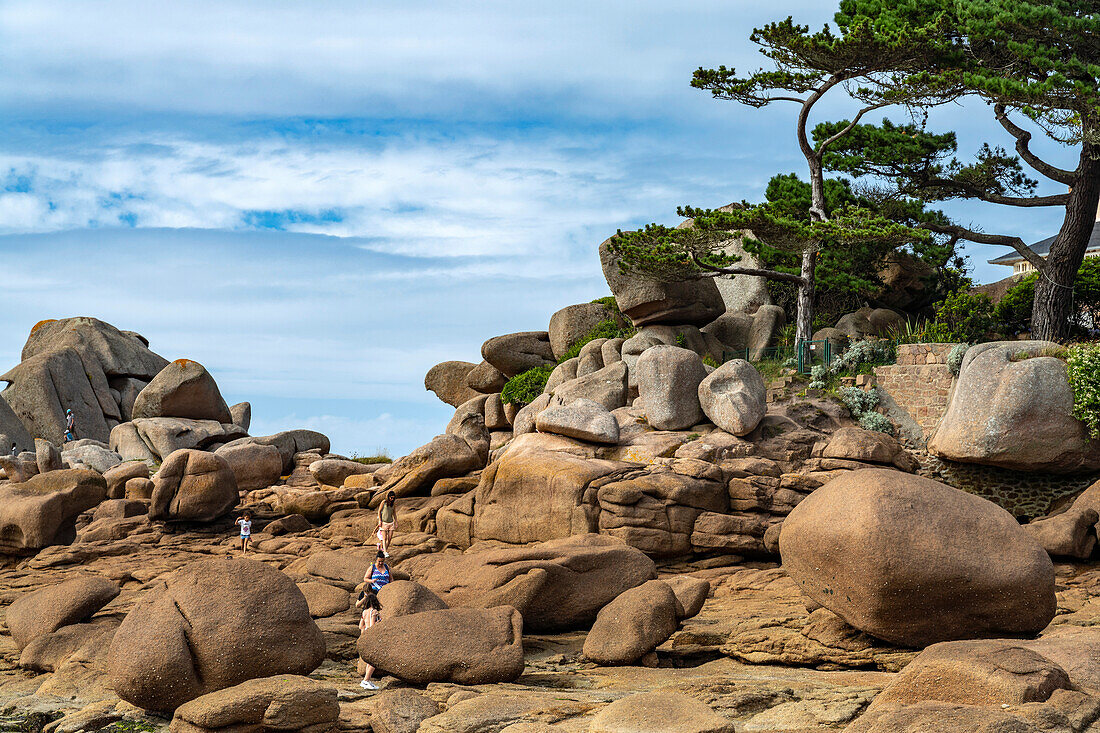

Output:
xmin=929 ymin=341 xmax=1100 ymax=472
xmin=169 ymin=675 xmax=339 ymax=733
xmin=132 ymin=359 xmax=232 ymax=423
xmin=358 ymin=606 xmax=525 ymax=684
xmin=149 ymin=449 xmax=238 ymax=522
xmin=821 ymin=427 xmax=919 ymax=472
xmin=401 ymin=534 xmax=657 ymax=632
xmin=1 ymin=317 xmax=169 ymax=444
xmin=424 ymin=360 xmax=481 ymax=407
xmin=0 ymin=469 xmax=107 ymax=554
xmin=549 ymin=361 xmax=630 ymax=412
xmin=780 ymin=469 xmax=1056 ymax=647
xmin=107 ymin=558 xmax=325 ymax=713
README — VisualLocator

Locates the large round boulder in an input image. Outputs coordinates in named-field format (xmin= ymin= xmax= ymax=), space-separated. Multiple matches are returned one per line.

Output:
xmin=0 ymin=469 xmax=107 ymax=554
xmin=590 ymin=691 xmax=734 ymax=733
xmin=697 ymin=359 xmax=766 ymax=436
xmin=636 ymin=346 xmax=707 ymax=430
xmin=582 ymin=580 xmax=679 ymax=665
xmin=149 ymin=449 xmax=238 ymax=522
xmin=376 ymin=580 xmax=449 ymax=620
xmin=107 ymin=558 xmax=325 ymax=713
xmin=214 ymin=442 xmax=283 ymax=491
xmin=779 ymin=469 xmax=1056 ymax=647
xmin=133 ymin=359 xmax=232 ymax=423
xmin=599 ymin=237 xmax=724 ymax=327
xmin=928 ymin=341 xmax=1100 ymax=472
xmin=358 ymin=606 xmax=524 ymax=685
xmin=481 ymin=332 xmax=555 ymax=378
xmin=7 ymin=576 xmax=120 ymax=650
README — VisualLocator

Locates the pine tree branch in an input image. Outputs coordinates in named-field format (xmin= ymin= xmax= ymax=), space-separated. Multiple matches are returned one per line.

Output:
xmin=689 ymin=251 xmax=809 ymax=286
xmin=921 ymin=222 xmax=1047 ymax=272
xmin=816 ymin=101 xmax=891 ymax=154
xmin=920 ymin=177 xmax=1069 ymax=207
xmin=994 ymin=104 xmax=1076 ymax=186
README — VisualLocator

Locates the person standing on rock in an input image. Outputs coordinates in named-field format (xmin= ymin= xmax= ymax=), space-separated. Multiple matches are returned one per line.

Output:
xmin=376 ymin=491 xmax=397 ymax=558
xmin=365 ymin=552 xmax=391 ymax=594
xmin=9 ymin=443 xmax=16 ymax=458
xmin=235 ymin=511 xmax=252 ymax=553
xmin=64 ymin=409 xmax=75 ymax=442
xmin=356 ymin=591 xmax=382 ymax=690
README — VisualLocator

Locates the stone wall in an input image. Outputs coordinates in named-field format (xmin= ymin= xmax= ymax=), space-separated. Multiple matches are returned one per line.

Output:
xmin=874 ymin=343 xmax=958 ymax=444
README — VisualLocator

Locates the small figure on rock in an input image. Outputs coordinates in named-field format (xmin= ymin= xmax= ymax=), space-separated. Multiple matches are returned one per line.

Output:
xmin=376 ymin=491 xmax=397 ymax=558
xmin=366 ymin=552 xmax=391 ymax=594
xmin=9 ymin=443 xmax=15 ymax=458
xmin=64 ymin=409 xmax=75 ymax=442
xmin=235 ymin=510 xmax=252 ymax=553
xmin=356 ymin=590 xmax=382 ymax=690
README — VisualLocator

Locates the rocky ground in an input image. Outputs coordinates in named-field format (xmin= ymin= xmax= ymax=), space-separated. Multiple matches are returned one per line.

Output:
xmin=3 ymin=509 xmax=1100 ymax=733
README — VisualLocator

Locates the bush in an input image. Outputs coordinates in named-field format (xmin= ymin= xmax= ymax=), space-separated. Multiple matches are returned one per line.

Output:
xmin=837 ymin=385 xmax=894 ymax=435
xmin=947 ymin=342 xmax=969 ymax=376
xmin=351 ymin=453 xmax=392 ymax=464
xmin=501 ymin=364 xmax=554 ymax=406
xmin=931 ymin=290 xmax=994 ymax=342
xmin=808 ymin=339 xmax=896 ymax=388
xmin=1067 ymin=342 xmax=1100 ymax=439
xmin=702 ymin=354 xmax=720 ymax=368
xmin=993 ymin=274 xmax=1036 ymax=334
xmin=559 ymin=318 xmax=634 ymax=362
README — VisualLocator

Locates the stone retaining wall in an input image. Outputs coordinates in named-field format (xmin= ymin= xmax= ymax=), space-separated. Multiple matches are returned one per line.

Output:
xmin=874 ymin=343 xmax=959 ymax=444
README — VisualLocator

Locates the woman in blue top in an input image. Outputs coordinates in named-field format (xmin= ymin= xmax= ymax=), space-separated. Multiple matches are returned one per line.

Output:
xmin=365 ymin=552 xmax=391 ymax=594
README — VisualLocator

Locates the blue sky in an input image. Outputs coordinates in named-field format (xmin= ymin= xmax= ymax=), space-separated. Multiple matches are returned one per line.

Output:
xmin=0 ymin=1 xmax=1079 ymax=455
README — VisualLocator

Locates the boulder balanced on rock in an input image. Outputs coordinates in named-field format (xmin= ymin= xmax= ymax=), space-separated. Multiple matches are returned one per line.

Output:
xmin=779 ymin=469 xmax=1056 ymax=647
xmin=132 ymin=359 xmax=233 ymax=423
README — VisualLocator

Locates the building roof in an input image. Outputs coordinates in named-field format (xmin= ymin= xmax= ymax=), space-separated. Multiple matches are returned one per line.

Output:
xmin=988 ymin=220 xmax=1100 ymax=265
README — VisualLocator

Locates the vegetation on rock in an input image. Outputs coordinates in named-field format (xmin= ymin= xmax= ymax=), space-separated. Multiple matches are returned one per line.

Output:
xmin=501 ymin=364 xmax=555 ymax=406
xmin=1067 ymin=342 xmax=1100 ymax=440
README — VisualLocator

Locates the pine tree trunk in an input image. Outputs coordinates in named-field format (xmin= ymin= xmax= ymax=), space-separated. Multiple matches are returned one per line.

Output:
xmin=795 ymin=248 xmax=816 ymax=343
xmin=1032 ymin=137 xmax=1100 ymax=342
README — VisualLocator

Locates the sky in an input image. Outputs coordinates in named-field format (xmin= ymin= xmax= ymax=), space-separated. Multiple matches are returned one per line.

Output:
xmin=0 ymin=1 xmax=1080 ymax=456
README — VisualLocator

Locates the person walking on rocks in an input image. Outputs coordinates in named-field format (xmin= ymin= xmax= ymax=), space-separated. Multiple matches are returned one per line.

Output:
xmin=356 ymin=591 xmax=382 ymax=690
xmin=235 ymin=511 xmax=252 ymax=553
xmin=64 ymin=409 xmax=75 ymax=442
xmin=365 ymin=552 xmax=391 ymax=594
xmin=376 ymin=491 xmax=397 ymax=558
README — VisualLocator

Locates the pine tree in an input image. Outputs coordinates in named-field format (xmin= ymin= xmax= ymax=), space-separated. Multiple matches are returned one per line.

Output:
xmin=834 ymin=0 xmax=1100 ymax=341
xmin=608 ymin=16 xmax=947 ymax=342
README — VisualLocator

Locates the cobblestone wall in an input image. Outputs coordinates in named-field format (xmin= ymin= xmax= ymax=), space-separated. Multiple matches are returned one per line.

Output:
xmin=874 ymin=343 xmax=959 ymax=442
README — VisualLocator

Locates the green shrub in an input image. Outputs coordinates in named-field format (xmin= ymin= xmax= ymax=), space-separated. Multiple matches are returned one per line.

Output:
xmin=993 ymin=274 xmax=1037 ymax=334
xmin=559 ymin=318 xmax=635 ymax=362
xmin=947 ymin=342 xmax=969 ymax=376
xmin=702 ymin=354 xmax=720 ymax=368
xmin=501 ymin=364 xmax=554 ymax=405
xmin=1067 ymin=342 xmax=1100 ymax=439
xmin=837 ymin=385 xmax=894 ymax=435
xmin=931 ymin=290 xmax=994 ymax=342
